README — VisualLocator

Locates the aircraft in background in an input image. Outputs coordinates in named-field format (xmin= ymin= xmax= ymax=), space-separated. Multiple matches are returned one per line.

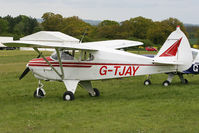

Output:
xmin=143 ymin=48 xmax=199 ymax=86
xmin=3 ymin=26 xmax=193 ymax=101
xmin=145 ymin=46 xmax=157 ymax=51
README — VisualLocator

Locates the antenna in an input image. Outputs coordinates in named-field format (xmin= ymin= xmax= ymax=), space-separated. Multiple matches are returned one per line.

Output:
xmin=79 ymin=29 xmax=88 ymax=43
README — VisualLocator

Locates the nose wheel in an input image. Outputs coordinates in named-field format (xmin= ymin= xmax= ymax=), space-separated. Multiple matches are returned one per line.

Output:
xmin=34 ymin=80 xmax=46 ymax=98
xmin=34 ymin=88 xmax=46 ymax=98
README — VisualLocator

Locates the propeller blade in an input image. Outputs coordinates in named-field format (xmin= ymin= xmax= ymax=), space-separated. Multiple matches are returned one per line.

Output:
xmin=19 ymin=53 xmax=41 ymax=80
xmin=19 ymin=67 xmax=30 ymax=80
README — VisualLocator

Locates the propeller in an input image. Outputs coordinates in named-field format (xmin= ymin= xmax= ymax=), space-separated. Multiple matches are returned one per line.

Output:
xmin=19 ymin=54 xmax=41 ymax=80
xmin=19 ymin=67 xmax=30 ymax=80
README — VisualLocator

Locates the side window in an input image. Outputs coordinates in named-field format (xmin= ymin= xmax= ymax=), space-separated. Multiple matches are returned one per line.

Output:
xmin=81 ymin=50 xmax=94 ymax=61
xmin=51 ymin=51 xmax=75 ymax=60
xmin=51 ymin=50 xmax=94 ymax=61
xmin=61 ymin=51 xmax=74 ymax=60
xmin=51 ymin=52 xmax=58 ymax=60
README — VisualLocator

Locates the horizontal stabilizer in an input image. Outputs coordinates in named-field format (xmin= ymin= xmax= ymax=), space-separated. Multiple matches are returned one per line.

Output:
xmin=153 ymin=61 xmax=183 ymax=65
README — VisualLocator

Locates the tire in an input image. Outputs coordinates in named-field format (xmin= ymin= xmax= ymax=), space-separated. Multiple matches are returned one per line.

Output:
xmin=89 ymin=88 xmax=100 ymax=97
xmin=34 ymin=89 xmax=45 ymax=98
xmin=162 ymin=80 xmax=170 ymax=87
xmin=63 ymin=91 xmax=75 ymax=101
xmin=144 ymin=79 xmax=151 ymax=86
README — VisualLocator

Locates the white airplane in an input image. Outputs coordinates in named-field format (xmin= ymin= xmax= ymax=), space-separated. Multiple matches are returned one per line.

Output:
xmin=3 ymin=26 xmax=193 ymax=101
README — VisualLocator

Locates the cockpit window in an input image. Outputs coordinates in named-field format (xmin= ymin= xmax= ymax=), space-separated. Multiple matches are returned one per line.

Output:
xmin=51 ymin=50 xmax=94 ymax=61
xmin=61 ymin=51 xmax=74 ymax=60
xmin=51 ymin=52 xmax=58 ymax=60
xmin=81 ymin=51 xmax=94 ymax=61
xmin=51 ymin=51 xmax=74 ymax=60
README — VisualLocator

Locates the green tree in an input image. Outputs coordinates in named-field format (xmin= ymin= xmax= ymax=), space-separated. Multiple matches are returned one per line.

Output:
xmin=13 ymin=21 xmax=25 ymax=35
xmin=11 ymin=15 xmax=40 ymax=38
xmin=41 ymin=12 xmax=95 ymax=41
xmin=161 ymin=18 xmax=186 ymax=35
xmin=147 ymin=18 xmax=186 ymax=45
xmin=120 ymin=16 xmax=154 ymax=39
xmin=97 ymin=20 xmax=120 ymax=39
xmin=3 ymin=15 xmax=14 ymax=33
xmin=147 ymin=22 xmax=172 ymax=45
xmin=25 ymin=17 xmax=39 ymax=34
xmin=130 ymin=16 xmax=154 ymax=39
xmin=61 ymin=16 xmax=92 ymax=39
xmin=33 ymin=23 xmax=44 ymax=33
xmin=119 ymin=20 xmax=134 ymax=39
xmin=42 ymin=12 xmax=63 ymax=31
xmin=3 ymin=15 xmax=40 ymax=36
xmin=195 ymin=29 xmax=199 ymax=44
xmin=0 ymin=18 xmax=9 ymax=34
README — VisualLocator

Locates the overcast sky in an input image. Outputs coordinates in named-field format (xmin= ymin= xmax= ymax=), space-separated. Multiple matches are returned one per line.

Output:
xmin=0 ymin=0 xmax=198 ymax=24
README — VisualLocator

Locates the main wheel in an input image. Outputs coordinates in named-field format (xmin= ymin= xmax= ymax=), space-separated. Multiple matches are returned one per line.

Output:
xmin=144 ymin=79 xmax=151 ymax=86
xmin=89 ymin=88 xmax=100 ymax=97
xmin=162 ymin=80 xmax=170 ymax=87
xmin=63 ymin=91 xmax=75 ymax=101
xmin=34 ymin=89 xmax=45 ymax=98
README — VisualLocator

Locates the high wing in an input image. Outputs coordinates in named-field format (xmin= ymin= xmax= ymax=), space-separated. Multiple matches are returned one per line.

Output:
xmin=3 ymin=41 xmax=96 ymax=51
xmin=3 ymin=40 xmax=143 ymax=51
xmin=82 ymin=40 xmax=143 ymax=50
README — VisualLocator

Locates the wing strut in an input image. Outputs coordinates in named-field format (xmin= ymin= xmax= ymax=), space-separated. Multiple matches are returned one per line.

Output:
xmin=33 ymin=48 xmax=64 ymax=80
xmin=55 ymin=48 xmax=64 ymax=79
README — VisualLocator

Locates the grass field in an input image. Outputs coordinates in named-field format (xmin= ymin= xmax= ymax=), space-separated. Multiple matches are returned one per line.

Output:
xmin=1 ymin=50 xmax=199 ymax=133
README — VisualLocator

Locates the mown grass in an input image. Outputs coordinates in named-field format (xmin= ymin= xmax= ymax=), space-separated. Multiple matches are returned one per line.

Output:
xmin=0 ymin=50 xmax=199 ymax=133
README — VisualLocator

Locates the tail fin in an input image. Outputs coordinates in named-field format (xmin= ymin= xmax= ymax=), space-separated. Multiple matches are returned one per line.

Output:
xmin=153 ymin=26 xmax=192 ymax=72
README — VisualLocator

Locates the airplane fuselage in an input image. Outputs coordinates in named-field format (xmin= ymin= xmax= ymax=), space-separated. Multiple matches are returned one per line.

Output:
xmin=28 ymin=49 xmax=179 ymax=81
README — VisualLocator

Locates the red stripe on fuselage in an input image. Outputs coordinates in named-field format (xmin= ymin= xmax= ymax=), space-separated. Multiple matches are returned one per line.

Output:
xmin=28 ymin=62 xmax=166 ymax=67
xmin=31 ymin=56 xmax=54 ymax=61
xmin=29 ymin=61 xmax=166 ymax=66
xmin=28 ymin=64 xmax=92 ymax=68
xmin=28 ymin=56 xmax=167 ymax=68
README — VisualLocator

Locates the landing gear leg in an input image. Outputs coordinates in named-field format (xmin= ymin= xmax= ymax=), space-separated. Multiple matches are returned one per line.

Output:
xmin=163 ymin=73 xmax=174 ymax=86
xmin=79 ymin=81 xmax=100 ymax=97
xmin=178 ymin=73 xmax=188 ymax=84
xmin=63 ymin=80 xmax=79 ymax=101
xmin=34 ymin=80 xmax=46 ymax=98
xmin=144 ymin=75 xmax=151 ymax=86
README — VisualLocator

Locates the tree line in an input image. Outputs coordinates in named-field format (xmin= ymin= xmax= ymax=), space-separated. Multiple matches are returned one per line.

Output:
xmin=0 ymin=15 xmax=42 ymax=40
xmin=0 ymin=12 xmax=199 ymax=46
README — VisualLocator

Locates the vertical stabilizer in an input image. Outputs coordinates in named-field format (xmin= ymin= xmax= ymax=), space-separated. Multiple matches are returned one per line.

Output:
xmin=153 ymin=26 xmax=192 ymax=72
